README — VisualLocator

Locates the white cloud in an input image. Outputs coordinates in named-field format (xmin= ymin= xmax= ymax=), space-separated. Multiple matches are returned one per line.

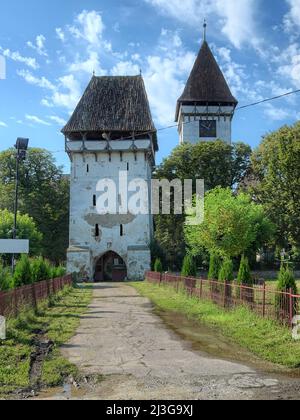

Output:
xmin=27 ymin=35 xmax=48 ymax=57
xmin=145 ymin=0 xmax=259 ymax=48
xmin=0 ymin=48 xmax=39 ymax=69
xmin=51 ymin=75 xmax=81 ymax=110
xmin=277 ymin=43 xmax=300 ymax=88
xmin=0 ymin=121 xmax=7 ymax=127
xmin=26 ymin=115 xmax=51 ymax=126
xmin=56 ymin=28 xmax=66 ymax=42
xmin=17 ymin=69 xmax=55 ymax=90
xmin=69 ymin=51 xmax=106 ymax=75
xmin=111 ymin=61 xmax=140 ymax=76
xmin=48 ymin=115 xmax=67 ymax=125
xmin=284 ymin=0 xmax=300 ymax=31
xmin=263 ymin=104 xmax=290 ymax=121
xmin=68 ymin=10 xmax=105 ymax=46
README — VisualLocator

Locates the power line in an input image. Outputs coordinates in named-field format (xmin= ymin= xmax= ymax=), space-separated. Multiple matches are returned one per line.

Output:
xmin=45 ymin=87 xmax=300 ymax=154
xmin=236 ymin=89 xmax=300 ymax=111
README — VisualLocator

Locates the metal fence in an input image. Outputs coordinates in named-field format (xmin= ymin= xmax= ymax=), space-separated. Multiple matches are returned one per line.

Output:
xmin=146 ymin=272 xmax=300 ymax=328
xmin=0 ymin=275 xmax=72 ymax=317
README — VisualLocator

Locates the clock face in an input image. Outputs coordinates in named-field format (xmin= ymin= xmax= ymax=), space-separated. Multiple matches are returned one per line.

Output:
xmin=199 ymin=120 xmax=217 ymax=138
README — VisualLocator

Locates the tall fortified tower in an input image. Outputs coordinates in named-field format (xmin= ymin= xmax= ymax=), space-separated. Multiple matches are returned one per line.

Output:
xmin=176 ymin=24 xmax=238 ymax=144
xmin=62 ymin=75 xmax=157 ymax=281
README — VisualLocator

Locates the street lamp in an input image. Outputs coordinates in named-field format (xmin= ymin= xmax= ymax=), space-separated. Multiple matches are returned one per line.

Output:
xmin=11 ymin=138 xmax=29 ymax=273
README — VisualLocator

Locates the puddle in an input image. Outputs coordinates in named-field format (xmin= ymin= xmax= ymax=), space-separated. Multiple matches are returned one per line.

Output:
xmin=155 ymin=308 xmax=300 ymax=379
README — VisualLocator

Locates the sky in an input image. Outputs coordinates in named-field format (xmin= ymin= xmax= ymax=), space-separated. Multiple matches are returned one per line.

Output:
xmin=1 ymin=0 xmax=300 ymax=172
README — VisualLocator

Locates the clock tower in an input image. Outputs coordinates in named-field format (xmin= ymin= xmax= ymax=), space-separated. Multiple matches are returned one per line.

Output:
xmin=176 ymin=24 xmax=238 ymax=144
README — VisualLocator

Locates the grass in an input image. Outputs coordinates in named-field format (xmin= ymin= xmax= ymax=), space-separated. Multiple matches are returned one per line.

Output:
xmin=0 ymin=285 xmax=92 ymax=397
xmin=266 ymin=280 xmax=300 ymax=291
xmin=132 ymin=282 xmax=300 ymax=369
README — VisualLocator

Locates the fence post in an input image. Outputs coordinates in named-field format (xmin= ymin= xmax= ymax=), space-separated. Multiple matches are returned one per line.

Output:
xmin=262 ymin=282 xmax=266 ymax=318
xmin=14 ymin=288 xmax=18 ymax=317
xmin=289 ymin=287 xmax=294 ymax=327
xmin=223 ymin=281 xmax=227 ymax=308
xmin=200 ymin=278 xmax=203 ymax=299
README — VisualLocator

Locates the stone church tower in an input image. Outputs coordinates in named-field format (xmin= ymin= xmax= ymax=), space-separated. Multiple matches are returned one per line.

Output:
xmin=176 ymin=28 xmax=238 ymax=144
xmin=62 ymin=75 xmax=157 ymax=281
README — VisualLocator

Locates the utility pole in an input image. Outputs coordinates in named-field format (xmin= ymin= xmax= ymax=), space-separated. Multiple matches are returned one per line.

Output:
xmin=11 ymin=138 xmax=29 ymax=274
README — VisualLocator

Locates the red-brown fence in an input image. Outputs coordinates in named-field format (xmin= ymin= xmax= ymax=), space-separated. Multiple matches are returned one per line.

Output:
xmin=146 ymin=272 xmax=300 ymax=328
xmin=0 ymin=274 xmax=72 ymax=317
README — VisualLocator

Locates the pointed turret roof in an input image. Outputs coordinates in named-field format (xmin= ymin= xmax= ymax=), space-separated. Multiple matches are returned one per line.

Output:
xmin=175 ymin=41 xmax=238 ymax=121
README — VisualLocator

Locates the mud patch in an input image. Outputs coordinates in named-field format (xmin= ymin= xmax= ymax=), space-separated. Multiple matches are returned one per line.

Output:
xmin=29 ymin=329 xmax=54 ymax=390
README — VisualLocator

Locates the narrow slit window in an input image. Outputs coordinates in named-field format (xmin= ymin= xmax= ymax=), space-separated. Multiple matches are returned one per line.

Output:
xmin=93 ymin=195 xmax=96 ymax=207
xmin=127 ymin=162 xmax=129 ymax=171
xmin=87 ymin=164 xmax=89 ymax=173
xmin=95 ymin=224 xmax=100 ymax=238
xmin=120 ymin=224 xmax=124 ymax=237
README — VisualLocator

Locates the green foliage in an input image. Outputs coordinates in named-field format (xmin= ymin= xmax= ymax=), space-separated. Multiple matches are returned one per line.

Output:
xmin=185 ymin=187 xmax=275 ymax=259
xmin=181 ymin=254 xmax=197 ymax=277
xmin=218 ymin=258 xmax=234 ymax=283
xmin=154 ymin=258 xmax=163 ymax=273
xmin=250 ymin=122 xmax=300 ymax=250
xmin=237 ymin=255 xmax=253 ymax=285
xmin=0 ymin=209 xmax=42 ymax=263
xmin=13 ymin=255 xmax=32 ymax=287
xmin=276 ymin=265 xmax=298 ymax=294
xmin=154 ymin=141 xmax=252 ymax=270
xmin=51 ymin=265 xmax=67 ymax=278
xmin=0 ymin=263 xmax=13 ymax=291
xmin=31 ymin=257 xmax=51 ymax=283
xmin=0 ymin=148 xmax=69 ymax=263
xmin=208 ymin=253 xmax=221 ymax=280
xmin=150 ymin=239 xmax=166 ymax=271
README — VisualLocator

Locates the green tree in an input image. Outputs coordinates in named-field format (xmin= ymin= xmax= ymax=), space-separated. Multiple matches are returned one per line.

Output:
xmin=276 ymin=264 xmax=298 ymax=318
xmin=208 ymin=253 xmax=221 ymax=280
xmin=154 ymin=258 xmax=163 ymax=273
xmin=0 ymin=148 xmax=69 ymax=263
xmin=250 ymin=122 xmax=300 ymax=251
xmin=185 ymin=187 xmax=274 ymax=259
xmin=181 ymin=255 xmax=197 ymax=277
xmin=218 ymin=258 xmax=234 ymax=282
xmin=31 ymin=257 xmax=51 ymax=283
xmin=237 ymin=255 xmax=253 ymax=286
xmin=13 ymin=255 xmax=32 ymax=287
xmin=154 ymin=141 xmax=252 ymax=269
xmin=0 ymin=209 xmax=42 ymax=264
xmin=0 ymin=263 xmax=12 ymax=291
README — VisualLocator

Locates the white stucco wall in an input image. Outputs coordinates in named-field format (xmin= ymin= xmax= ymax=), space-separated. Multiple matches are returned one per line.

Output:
xmin=67 ymin=141 xmax=154 ymax=281
xmin=178 ymin=105 xmax=235 ymax=144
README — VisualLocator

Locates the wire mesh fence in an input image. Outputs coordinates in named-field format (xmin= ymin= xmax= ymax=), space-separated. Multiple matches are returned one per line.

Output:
xmin=146 ymin=272 xmax=300 ymax=328
xmin=0 ymin=275 xmax=72 ymax=317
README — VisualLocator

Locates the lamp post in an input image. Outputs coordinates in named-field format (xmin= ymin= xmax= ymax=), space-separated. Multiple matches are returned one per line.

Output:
xmin=11 ymin=138 xmax=29 ymax=274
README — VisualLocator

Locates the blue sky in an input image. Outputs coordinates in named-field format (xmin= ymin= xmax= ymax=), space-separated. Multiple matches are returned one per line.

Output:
xmin=1 ymin=0 xmax=300 ymax=171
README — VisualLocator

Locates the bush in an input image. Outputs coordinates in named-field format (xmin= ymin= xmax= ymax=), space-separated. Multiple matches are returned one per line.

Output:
xmin=237 ymin=256 xmax=253 ymax=285
xmin=51 ymin=265 xmax=66 ymax=278
xmin=0 ymin=263 xmax=13 ymax=291
xmin=154 ymin=258 xmax=163 ymax=273
xmin=13 ymin=255 xmax=32 ymax=287
xmin=208 ymin=253 xmax=221 ymax=280
xmin=276 ymin=265 xmax=298 ymax=319
xmin=237 ymin=255 xmax=254 ymax=302
xmin=218 ymin=258 xmax=234 ymax=282
xmin=181 ymin=255 xmax=197 ymax=277
xmin=31 ymin=257 xmax=51 ymax=283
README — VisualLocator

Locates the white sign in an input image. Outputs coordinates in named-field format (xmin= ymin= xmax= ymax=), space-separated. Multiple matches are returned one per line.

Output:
xmin=292 ymin=316 xmax=300 ymax=340
xmin=0 ymin=239 xmax=29 ymax=254
xmin=0 ymin=316 xmax=5 ymax=340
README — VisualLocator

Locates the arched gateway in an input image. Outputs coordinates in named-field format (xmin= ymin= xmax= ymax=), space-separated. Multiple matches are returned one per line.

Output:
xmin=94 ymin=251 xmax=127 ymax=282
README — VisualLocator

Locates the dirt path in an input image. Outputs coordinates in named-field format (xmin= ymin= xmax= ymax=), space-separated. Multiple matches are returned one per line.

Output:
xmin=41 ymin=283 xmax=299 ymax=400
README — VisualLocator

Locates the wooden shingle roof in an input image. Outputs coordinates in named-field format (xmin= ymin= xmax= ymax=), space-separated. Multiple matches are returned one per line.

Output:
xmin=176 ymin=41 xmax=238 ymax=121
xmin=62 ymin=75 xmax=157 ymax=149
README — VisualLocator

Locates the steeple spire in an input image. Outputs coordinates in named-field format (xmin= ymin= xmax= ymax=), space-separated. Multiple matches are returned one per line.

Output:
xmin=203 ymin=19 xmax=207 ymax=42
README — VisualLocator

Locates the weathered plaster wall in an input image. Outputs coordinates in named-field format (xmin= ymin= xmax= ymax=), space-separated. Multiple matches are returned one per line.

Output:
xmin=178 ymin=105 xmax=235 ymax=144
xmin=67 ymin=143 xmax=153 ymax=281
